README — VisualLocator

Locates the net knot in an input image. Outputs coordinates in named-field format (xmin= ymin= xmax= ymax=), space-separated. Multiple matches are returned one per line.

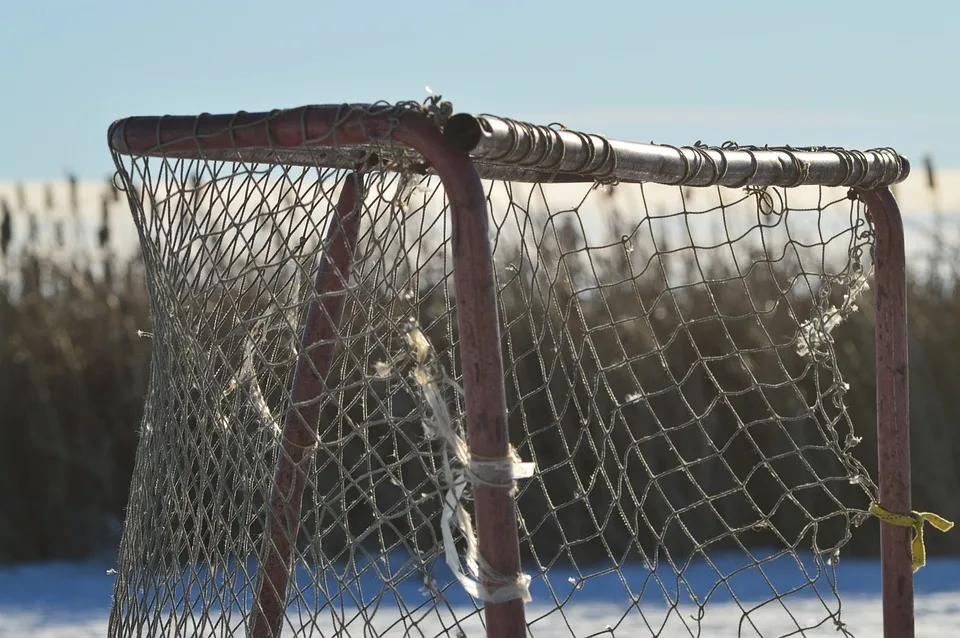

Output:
xmin=868 ymin=502 xmax=954 ymax=572
xmin=422 ymin=94 xmax=454 ymax=128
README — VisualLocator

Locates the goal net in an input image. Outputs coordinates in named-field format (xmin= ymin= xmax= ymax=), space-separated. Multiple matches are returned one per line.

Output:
xmin=106 ymin=100 xmax=908 ymax=637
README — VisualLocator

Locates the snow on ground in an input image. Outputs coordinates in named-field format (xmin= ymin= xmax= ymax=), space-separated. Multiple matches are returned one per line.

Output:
xmin=2 ymin=553 xmax=959 ymax=637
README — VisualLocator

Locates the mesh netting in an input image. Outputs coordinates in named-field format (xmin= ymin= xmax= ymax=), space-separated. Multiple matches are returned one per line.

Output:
xmin=108 ymin=104 xmax=882 ymax=638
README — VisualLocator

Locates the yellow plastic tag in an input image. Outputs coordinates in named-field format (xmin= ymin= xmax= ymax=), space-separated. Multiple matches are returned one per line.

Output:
xmin=869 ymin=503 xmax=954 ymax=572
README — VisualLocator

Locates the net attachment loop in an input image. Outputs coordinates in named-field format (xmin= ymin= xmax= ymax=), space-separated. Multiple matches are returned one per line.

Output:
xmin=468 ymin=456 xmax=537 ymax=488
xmin=869 ymin=503 xmax=954 ymax=572
xmin=441 ymin=113 xmax=910 ymax=188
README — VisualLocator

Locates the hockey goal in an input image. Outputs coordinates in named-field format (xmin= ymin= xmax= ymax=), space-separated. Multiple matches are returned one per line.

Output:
xmin=106 ymin=99 xmax=917 ymax=638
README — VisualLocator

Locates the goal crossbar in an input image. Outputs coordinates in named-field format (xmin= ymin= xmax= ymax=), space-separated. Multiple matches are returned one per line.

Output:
xmin=108 ymin=104 xmax=909 ymax=188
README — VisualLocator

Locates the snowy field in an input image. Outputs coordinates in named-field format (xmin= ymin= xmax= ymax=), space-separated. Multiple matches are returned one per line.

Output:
xmin=2 ymin=553 xmax=959 ymax=637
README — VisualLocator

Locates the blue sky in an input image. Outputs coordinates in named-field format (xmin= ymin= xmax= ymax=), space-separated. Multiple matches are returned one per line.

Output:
xmin=1 ymin=0 xmax=957 ymax=179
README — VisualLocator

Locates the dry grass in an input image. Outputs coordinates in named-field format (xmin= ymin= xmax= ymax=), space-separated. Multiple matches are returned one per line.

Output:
xmin=0 ymin=183 xmax=151 ymax=563
xmin=1 ymin=179 xmax=959 ymax=565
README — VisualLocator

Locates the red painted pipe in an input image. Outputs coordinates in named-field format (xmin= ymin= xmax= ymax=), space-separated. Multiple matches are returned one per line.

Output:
xmin=250 ymin=173 xmax=363 ymax=638
xmin=857 ymin=187 xmax=913 ymax=638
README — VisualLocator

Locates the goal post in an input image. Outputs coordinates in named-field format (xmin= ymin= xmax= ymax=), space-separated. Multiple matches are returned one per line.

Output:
xmin=248 ymin=171 xmax=364 ymax=638
xmin=106 ymin=99 xmax=919 ymax=638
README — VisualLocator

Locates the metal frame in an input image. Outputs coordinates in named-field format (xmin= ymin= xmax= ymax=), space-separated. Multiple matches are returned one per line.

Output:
xmin=108 ymin=102 xmax=914 ymax=638
xmin=249 ymin=172 xmax=364 ymax=638
xmin=856 ymin=188 xmax=913 ymax=638
xmin=108 ymin=105 xmax=909 ymax=188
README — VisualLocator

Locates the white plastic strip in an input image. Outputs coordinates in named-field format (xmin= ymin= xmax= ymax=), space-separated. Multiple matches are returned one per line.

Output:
xmin=406 ymin=325 xmax=535 ymax=604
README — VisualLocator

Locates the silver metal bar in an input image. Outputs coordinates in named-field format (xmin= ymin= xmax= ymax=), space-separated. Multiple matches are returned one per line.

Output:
xmin=443 ymin=113 xmax=910 ymax=188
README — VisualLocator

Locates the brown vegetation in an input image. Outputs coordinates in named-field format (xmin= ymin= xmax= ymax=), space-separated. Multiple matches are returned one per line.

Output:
xmin=1 ymin=179 xmax=959 ymax=566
